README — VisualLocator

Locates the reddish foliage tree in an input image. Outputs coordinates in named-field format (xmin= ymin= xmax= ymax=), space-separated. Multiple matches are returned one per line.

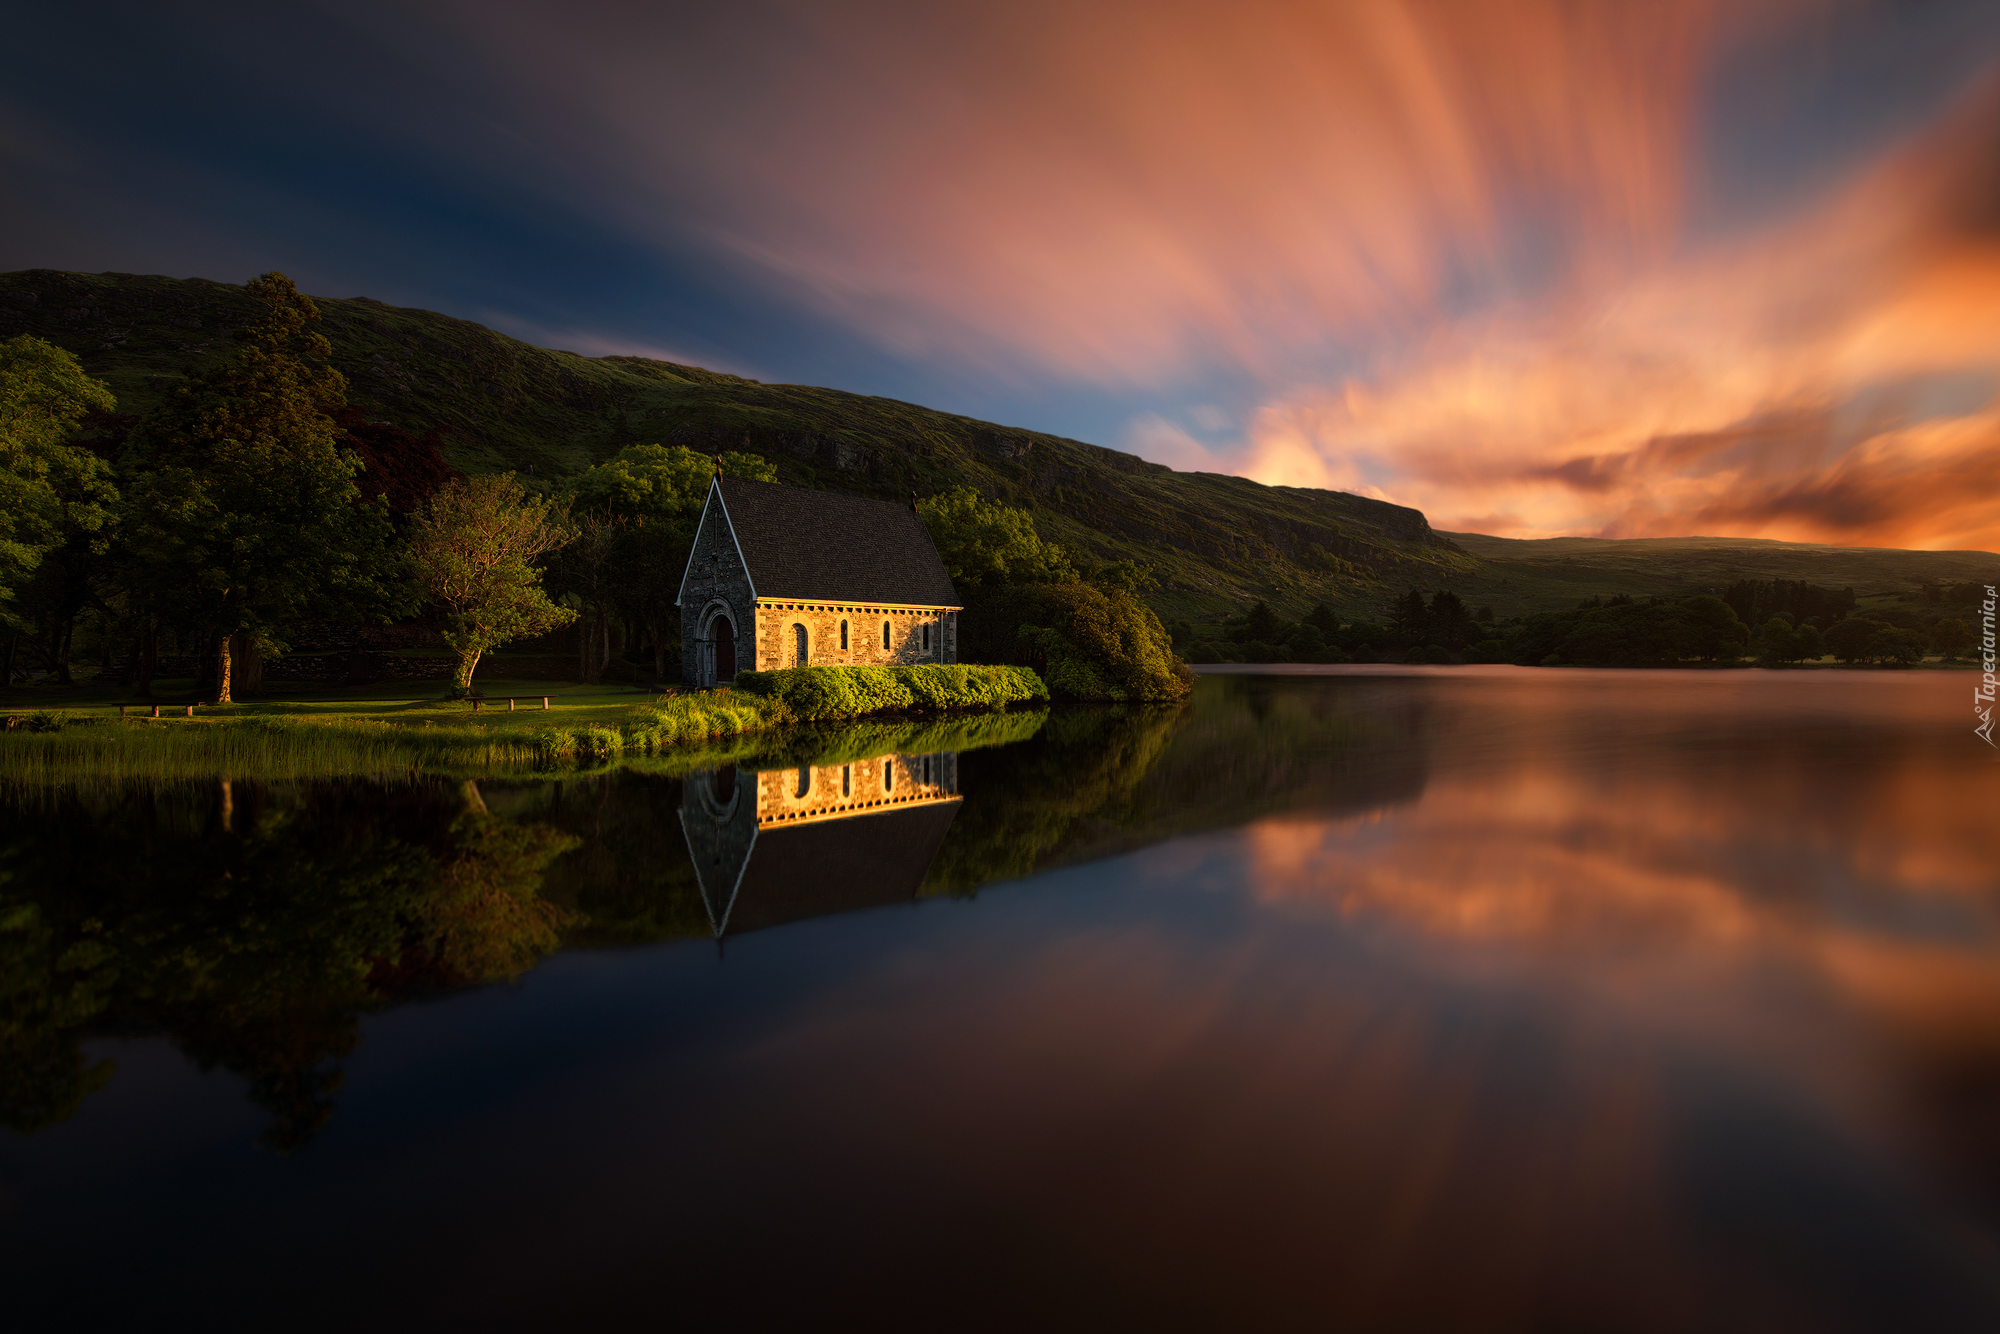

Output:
xmin=334 ymin=408 xmax=457 ymax=520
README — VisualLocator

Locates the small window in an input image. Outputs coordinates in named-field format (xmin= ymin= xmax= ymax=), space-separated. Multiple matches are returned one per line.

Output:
xmin=795 ymin=766 xmax=810 ymax=798
xmin=882 ymin=620 xmax=891 ymax=650
xmin=840 ymin=619 xmax=849 ymax=651
xmin=884 ymin=760 xmax=894 ymax=791
xmin=922 ymin=623 xmax=930 ymax=654
xmin=793 ymin=623 xmax=808 ymax=667
xmin=841 ymin=765 xmax=851 ymax=797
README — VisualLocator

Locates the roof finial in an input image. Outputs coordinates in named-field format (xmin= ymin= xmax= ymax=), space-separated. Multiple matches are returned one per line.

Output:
xmin=714 ymin=453 xmax=723 ymax=480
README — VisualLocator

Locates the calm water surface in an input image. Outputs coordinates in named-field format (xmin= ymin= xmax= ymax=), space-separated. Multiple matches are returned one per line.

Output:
xmin=4 ymin=669 xmax=1998 ymax=1330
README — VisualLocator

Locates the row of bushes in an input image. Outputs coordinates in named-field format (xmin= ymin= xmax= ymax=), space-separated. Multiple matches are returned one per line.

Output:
xmin=730 ymin=663 xmax=1048 ymax=722
xmin=1181 ymin=587 xmax=1982 ymax=668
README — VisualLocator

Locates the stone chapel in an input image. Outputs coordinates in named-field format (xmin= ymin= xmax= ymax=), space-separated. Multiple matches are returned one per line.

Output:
xmin=676 ymin=475 xmax=963 ymax=687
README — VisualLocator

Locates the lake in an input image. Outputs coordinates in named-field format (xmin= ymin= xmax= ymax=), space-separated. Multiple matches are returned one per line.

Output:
xmin=4 ymin=668 xmax=1997 ymax=1330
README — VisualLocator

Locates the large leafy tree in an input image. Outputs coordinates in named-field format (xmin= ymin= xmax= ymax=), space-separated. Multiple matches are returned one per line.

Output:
xmin=0 ymin=336 xmax=118 ymax=625
xmin=558 ymin=444 xmax=775 ymax=680
xmin=917 ymin=487 xmax=1075 ymax=592
xmin=123 ymin=273 xmax=401 ymax=702
xmin=1932 ymin=618 xmax=1972 ymax=660
xmin=407 ymin=472 xmax=577 ymax=694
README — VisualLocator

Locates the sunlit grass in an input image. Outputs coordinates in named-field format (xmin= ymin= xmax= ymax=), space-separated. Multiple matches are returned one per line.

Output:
xmin=0 ymin=675 xmax=1050 ymax=783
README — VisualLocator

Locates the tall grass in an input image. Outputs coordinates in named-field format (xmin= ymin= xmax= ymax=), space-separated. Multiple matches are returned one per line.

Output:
xmin=0 ymin=672 xmax=1050 ymax=783
xmin=0 ymin=715 xmax=546 ymax=785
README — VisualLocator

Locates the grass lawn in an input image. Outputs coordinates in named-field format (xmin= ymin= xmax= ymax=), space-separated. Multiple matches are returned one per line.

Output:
xmin=0 ymin=677 xmax=655 ymax=728
xmin=0 ymin=667 xmax=1050 ymax=782
xmin=0 ymin=678 xmax=730 ymax=783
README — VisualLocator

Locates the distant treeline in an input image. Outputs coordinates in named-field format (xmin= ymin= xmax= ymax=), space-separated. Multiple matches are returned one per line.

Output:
xmin=1179 ymin=578 xmax=1978 ymax=668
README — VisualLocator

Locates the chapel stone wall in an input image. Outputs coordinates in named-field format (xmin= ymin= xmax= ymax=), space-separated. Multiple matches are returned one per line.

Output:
xmin=679 ymin=511 xmax=756 ymax=687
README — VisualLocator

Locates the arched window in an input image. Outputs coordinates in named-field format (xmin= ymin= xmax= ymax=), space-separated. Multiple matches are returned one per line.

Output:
xmin=792 ymin=623 xmax=808 ymax=667
xmin=882 ymin=620 xmax=891 ymax=650
xmin=795 ymin=766 xmax=810 ymax=798
xmin=840 ymin=620 xmax=849 ymax=651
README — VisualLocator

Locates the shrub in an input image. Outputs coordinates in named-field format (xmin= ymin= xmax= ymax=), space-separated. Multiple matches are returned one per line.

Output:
xmin=962 ymin=582 xmax=1193 ymax=701
xmin=732 ymin=664 xmax=1046 ymax=720
xmin=1465 ymin=639 xmax=1511 ymax=664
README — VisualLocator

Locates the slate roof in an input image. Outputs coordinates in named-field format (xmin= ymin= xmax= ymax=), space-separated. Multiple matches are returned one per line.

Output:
xmin=713 ymin=478 xmax=961 ymax=607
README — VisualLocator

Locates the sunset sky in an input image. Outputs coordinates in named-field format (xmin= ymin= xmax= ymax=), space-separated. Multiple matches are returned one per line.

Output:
xmin=7 ymin=0 xmax=2000 ymax=548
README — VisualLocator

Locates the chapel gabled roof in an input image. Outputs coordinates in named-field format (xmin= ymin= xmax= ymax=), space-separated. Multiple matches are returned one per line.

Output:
xmin=711 ymin=477 xmax=962 ymax=607
xmin=708 ymin=799 xmax=962 ymax=937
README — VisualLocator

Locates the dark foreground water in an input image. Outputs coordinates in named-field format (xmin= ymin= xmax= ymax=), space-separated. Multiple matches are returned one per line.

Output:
xmin=4 ymin=669 xmax=1998 ymax=1331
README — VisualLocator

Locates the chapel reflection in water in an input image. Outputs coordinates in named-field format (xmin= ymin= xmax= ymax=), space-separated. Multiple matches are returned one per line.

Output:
xmin=681 ymin=751 xmax=962 ymax=939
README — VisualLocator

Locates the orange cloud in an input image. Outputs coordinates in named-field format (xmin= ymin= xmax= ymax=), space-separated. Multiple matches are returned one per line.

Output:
xmin=434 ymin=0 xmax=1999 ymax=548
xmin=1240 ymin=83 xmax=2000 ymax=548
xmin=442 ymin=0 xmax=1722 ymax=377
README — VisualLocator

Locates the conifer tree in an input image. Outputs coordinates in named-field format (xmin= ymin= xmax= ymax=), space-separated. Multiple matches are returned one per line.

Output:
xmin=123 ymin=273 xmax=400 ymax=702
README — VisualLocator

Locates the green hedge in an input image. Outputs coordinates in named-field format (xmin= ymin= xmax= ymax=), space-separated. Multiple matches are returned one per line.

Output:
xmin=731 ymin=664 xmax=1048 ymax=721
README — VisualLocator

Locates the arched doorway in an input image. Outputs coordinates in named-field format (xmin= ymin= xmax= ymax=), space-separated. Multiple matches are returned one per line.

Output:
xmin=713 ymin=614 xmax=736 ymax=683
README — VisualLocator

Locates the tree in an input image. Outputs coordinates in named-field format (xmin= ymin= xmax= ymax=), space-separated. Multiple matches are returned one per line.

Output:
xmin=560 ymin=444 xmax=775 ymax=681
xmin=968 ymin=581 xmax=1191 ymax=700
xmin=550 ymin=512 xmax=625 ymax=683
xmin=1389 ymin=588 xmax=1431 ymax=643
xmin=917 ymin=487 xmax=1075 ymax=591
xmin=122 ymin=273 xmax=400 ymax=702
xmin=1243 ymin=599 xmax=1282 ymax=643
xmin=1825 ymin=617 xmax=1885 ymax=663
xmin=1677 ymin=596 xmax=1749 ymax=661
xmin=1932 ymin=618 xmax=1972 ymax=660
xmin=0 ymin=335 xmax=118 ymax=619
xmin=1754 ymin=616 xmax=1799 ymax=665
xmin=1864 ymin=627 xmax=1925 ymax=666
xmin=408 ymin=473 xmax=577 ymax=693
xmin=335 ymin=408 xmax=456 ymax=520
xmin=1427 ymin=590 xmax=1478 ymax=648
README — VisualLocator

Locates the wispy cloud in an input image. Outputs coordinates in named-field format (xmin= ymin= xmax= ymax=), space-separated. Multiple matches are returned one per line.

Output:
xmin=401 ymin=0 xmax=2000 ymax=546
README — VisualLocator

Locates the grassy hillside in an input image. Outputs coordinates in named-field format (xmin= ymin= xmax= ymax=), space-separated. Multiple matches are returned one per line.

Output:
xmin=1441 ymin=532 xmax=2000 ymax=618
xmin=5 ymin=267 xmax=1994 ymax=625
xmin=0 ymin=269 xmax=1469 ymax=622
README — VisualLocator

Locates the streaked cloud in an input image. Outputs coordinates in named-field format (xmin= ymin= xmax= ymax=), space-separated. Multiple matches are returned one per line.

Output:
xmin=13 ymin=0 xmax=1997 ymax=546
xmin=411 ymin=0 xmax=2000 ymax=548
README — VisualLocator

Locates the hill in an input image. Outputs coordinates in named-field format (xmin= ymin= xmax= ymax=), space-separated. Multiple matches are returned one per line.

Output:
xmin=0 ymin=269 xmax=1469 ymax=622
xmin=1440 ymin=532 xmax=2000 ymax=618
xmin=5 ymin=268 xmax=1995 ymax=624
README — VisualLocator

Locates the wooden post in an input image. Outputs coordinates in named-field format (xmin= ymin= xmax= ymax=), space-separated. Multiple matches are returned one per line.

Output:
xmin=541 ymin=696 xmax=549 ymax=710
xmin=472 ymin=699 xmax=482 ymax=712
xmin=118 ymin=705 xmax=126 ymax=718
xmin=508 ymin=697 xmax=516 ymax=711
xmin=151 ymin=704 xmax=160 ymax=719
xmin=184 ymin=704 xmax=194 ymax=718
